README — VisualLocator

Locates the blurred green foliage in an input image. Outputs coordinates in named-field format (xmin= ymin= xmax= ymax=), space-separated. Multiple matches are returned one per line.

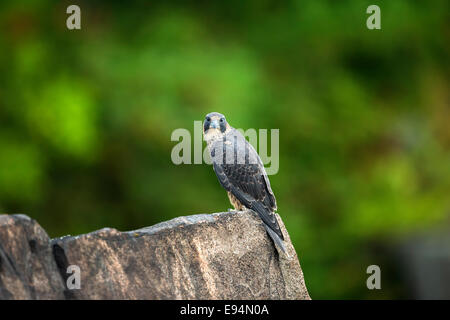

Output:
xmin=0 ymin=0 xmax=449 ymax=299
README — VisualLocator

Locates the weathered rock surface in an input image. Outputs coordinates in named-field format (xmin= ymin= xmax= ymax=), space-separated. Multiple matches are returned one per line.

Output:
xmin=0 ymin=211 xmax=310 ymax=300
xmin=0 ymin=215 xmax=65 ymax=299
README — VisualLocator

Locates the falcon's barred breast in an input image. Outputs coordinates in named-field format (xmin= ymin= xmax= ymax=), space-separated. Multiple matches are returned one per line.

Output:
xmin=203 ymin=112 xmax=286 ymax=253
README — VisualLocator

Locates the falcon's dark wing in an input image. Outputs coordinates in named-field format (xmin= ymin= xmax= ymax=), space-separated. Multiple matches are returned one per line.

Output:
xmin=211 ymin=133 xmax=284 ymax=241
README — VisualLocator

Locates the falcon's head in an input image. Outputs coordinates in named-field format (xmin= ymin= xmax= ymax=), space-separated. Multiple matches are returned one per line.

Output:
xmin=203 ymin=112 xmax=231 ymax=142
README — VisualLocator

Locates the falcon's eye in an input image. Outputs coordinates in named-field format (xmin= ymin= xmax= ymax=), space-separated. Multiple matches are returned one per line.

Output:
xmin=205 ymin=117 xmax=211 ymax=122
xmin=220 ymin=118 xmax=224 ymax=123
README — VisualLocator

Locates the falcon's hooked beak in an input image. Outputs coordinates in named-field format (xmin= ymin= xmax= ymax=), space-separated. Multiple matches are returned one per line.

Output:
xmin=210 ymin=119 xmax=220 ymax=129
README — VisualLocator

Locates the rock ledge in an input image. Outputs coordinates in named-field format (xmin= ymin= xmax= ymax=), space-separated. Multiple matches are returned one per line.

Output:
xmin=0 ymin=211 xmax=309 ymax=299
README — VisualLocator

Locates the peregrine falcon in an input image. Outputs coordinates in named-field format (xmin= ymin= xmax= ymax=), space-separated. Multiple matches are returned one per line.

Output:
xmin=203 ymin=112 xmax=286 ymax=253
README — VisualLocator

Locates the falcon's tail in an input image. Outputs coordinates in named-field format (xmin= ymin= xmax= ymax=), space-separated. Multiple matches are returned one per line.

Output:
xmin=263 ymin=223 xmax=289 ymax=257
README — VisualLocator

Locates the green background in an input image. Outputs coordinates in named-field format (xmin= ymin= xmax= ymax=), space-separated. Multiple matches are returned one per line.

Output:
xmin=0 ymin=0 xmax=449 ymax=299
